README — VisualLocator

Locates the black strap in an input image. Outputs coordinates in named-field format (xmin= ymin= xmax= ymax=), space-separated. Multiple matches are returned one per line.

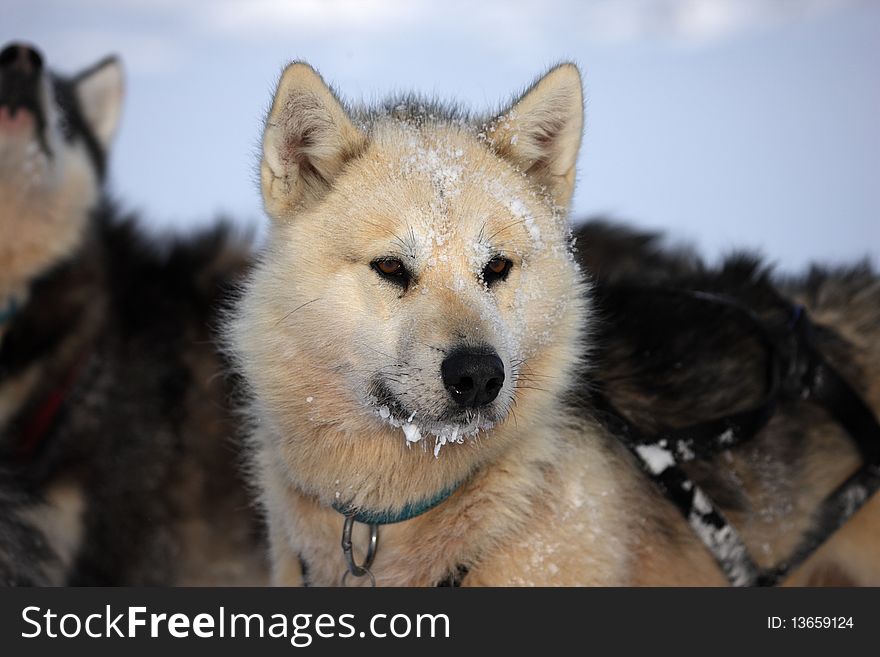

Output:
xmin=810 ymin=360 xmax=880 ymax=464
xmin=593 ymin=293 xmax=880 ymax=586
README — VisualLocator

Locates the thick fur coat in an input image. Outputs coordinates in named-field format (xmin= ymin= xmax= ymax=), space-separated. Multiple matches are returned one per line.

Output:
xmin=229 ymin=61 xmax=879 ymax=586
xmin=0 ymin=44 xmax=267 ymax=585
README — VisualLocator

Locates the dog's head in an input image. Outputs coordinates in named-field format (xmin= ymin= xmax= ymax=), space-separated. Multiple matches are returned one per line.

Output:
xmin=0 ymin=43 xmax=123 ymax=298
xmin=237 ymin=63 xmax=588 ymax=463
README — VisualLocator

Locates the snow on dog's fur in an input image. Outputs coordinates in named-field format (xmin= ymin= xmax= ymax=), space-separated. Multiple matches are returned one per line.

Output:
xmin=229 ymin=62 xmax=643 ymax=586
xmin=229 ymin=62 xmax=880 ymax=586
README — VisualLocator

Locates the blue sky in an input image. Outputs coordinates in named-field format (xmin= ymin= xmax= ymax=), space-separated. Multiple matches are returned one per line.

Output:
xmin=4 ymin=0 xmax=878 ymax=271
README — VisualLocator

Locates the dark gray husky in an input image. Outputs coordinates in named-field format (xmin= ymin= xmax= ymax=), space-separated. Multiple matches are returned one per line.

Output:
xmin=576 ymin=220 xmax=880 ymax=585
xmin=0 ymin=43 xmax=266 ymax=585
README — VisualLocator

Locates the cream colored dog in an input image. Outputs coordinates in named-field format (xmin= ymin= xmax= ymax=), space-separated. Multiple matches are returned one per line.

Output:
xmin=229 ymin=62 xmax=880 ymax=586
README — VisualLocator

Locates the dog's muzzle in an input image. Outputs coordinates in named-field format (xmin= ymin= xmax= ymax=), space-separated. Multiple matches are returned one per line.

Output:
xmin=0 ymin=42 xmax=48 ymax=143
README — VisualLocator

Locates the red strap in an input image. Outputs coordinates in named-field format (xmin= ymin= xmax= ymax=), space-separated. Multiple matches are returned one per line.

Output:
xmin=17 ymin=353 xmax=88 ymax=458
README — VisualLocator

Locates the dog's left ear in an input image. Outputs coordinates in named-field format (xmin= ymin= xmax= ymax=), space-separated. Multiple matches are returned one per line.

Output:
xmin=487 ymin=63 xmax=584 ymax=208
xmin=75 ymin=56 xmax=124 ymax=150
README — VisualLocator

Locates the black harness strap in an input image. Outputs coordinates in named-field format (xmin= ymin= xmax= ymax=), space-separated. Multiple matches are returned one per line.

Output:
xmin=591 ymin=390 xmax=764 ymax=586
xmin=594 ymin=291 xmax=880 ymax=586
xmin=810 ymin=359 xmax=880 ymax=464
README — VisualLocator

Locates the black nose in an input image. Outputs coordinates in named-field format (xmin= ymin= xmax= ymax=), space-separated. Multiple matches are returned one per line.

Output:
xmin=0 ymin=43 xmax=43 ymax=77
xmin=441 ymin=349 xmax=505 ymax=408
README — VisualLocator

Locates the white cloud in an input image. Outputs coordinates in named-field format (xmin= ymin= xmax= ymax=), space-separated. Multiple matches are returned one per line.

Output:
xmin=189 ymin=0 xmax=865 ymax=48
xmin=205 ymin=0 xmax=424 ymax=33
xmin=6 ymin=0 xmax=864 ymax=55
xmin=622 ymin=0 xmax=865 ymax=45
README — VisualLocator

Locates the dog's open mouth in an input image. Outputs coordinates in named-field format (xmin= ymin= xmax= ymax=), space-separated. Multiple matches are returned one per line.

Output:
xmin=0 ymin=103 xmax=35 ymax=129
xmin=0 ymin=47 xmax=51 ymax=154
xmin=0 ymin=91 xmax=52 ymax=157
xmin=369 ymin=379 xmax=500 ymax=456
xmin=0 ymin=92 xmax=50 ymax=153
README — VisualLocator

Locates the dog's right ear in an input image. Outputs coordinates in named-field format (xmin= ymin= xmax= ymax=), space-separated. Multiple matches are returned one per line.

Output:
xmin=75 ymin=56 xmax=124 ymax=150
xmin=261 ymin=63 xmax=367 ymax=221
xmin=487 ymin=63 xmax=583 ymax=209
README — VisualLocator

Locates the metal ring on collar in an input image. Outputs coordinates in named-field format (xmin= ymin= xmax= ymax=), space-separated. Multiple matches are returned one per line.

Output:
xmin=341 ymin=515 xmax=378 ymax=585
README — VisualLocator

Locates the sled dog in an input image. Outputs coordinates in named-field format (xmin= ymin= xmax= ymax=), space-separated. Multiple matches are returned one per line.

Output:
xmin=228 ymin=62 xmax=879 ymax=586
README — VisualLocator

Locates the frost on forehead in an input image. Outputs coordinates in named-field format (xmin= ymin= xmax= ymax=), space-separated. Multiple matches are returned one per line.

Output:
xmin=399 ymin=134 xmax=465 ymax=203
xmin=479 ymin=178 xmax=543 ymax=250
xmin=386 ymin=125 xmax=566 ymax=259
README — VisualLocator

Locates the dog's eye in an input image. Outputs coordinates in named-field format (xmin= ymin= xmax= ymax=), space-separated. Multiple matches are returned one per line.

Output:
xmin=371 ymin=258 xmax=411 ymax=288
xmin=482 ymin=257 xmax=513 ymax=286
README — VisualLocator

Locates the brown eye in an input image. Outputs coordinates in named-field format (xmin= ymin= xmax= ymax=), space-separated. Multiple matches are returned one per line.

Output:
xmin=482 ymin=257 xmax=513 ymax=286
xmin=376 ymin=259 xmax=402 ymax=275
xmin=371 ymin=258 xmax=411 ymax=288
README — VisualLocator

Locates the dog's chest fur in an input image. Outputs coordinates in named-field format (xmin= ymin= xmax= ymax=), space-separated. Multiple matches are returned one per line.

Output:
xmin=259 ymin=420 xmax=649 ymax=586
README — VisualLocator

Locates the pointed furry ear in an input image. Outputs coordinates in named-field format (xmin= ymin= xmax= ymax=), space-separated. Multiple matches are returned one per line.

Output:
xmin=75 ymin=56 xmax=124 ymax=149
xmin=487 ymin=63 xmax=584 ymax=207
xmin=261 ymin=62 xmax=367 ymax=220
